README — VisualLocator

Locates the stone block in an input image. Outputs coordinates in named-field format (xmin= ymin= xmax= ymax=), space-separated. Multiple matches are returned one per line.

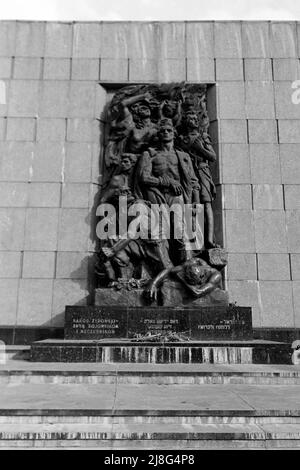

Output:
xmin=64 ymin=143 xmax=92 ymax=182
xmin=244 ymin=59 xmax=272 ymax=80
xmin=278 ymin=120 xmax=300 ymax=143
xmin=61 ymin=183 xmax=89 ymax=208
xmin=24 ymin=208 xmax=59 ymax=251
xmin=28 ymin=183 xmax=61 ymax=207
xmin=15 ymin=22 xmax=45 ymax=57
xmin=128 ymin=22 xmax=157 ymax=59
xmin=69 ymin=81 xmax=97 ymax=118
xmin=0 ymin=208 xmax=25 ymax=250
xmin=242 ymin=22 xmax=270 ymax=58
xmin=58 ymin=209 xmax=90 ymax=251
xmin=273 ymin=59 xmax=300 ymax=81
xmin=39 ymin=81 xmax=69 ymax=118
xmin=0 ymin=182 xmax=28 ymax=207
xmin=52 ymin=279 xmax=88 ymax=326
xmin=216 ymin=59 xmax=243 ymax=81
xmin=214 ymin=22 xmax=242 ymax=58
xmin=73 ymin=22 xmax=102 ymax=58
xmin=154 ymin=22 xmax=186 ymax=59
xmin=100 ymin=22 xmax=131 ymax=58
xmin=72 ymin=59 xmax=99 ymax=81
xmin=36 ymin=118 xmax=66 ymax=142
xmin=291 ymin=254 xmax=300 ymax=280
xmin=186 ymin=59 xmax=215 ymax=82
xmin=0 ymin=252 xmax=21 ymax=278
xmin=43 ymin=58 xmax=71 ymax=80
xmin=223 ymin=184 xmax=252 ymax=210
xmin=284 ymin=185 xmax=300 ymax=210
xmin=227 ymin=280 xmax=261 ymax=327
xmin=0 ymin=80 xmax=8 ymax=117
xmin=22 ymin=252 xmax=56 ymax=279
xmin=252 ymin=185 xmax=284 ymax=210
xmin=224 ymin=210 xmax=255 ymax=253
xmin=0 ymin=118 xmax=5 ymax=140
xmin=286 ymin=210 xmax=300 ymax=253
xmin=245 ymin=82 xmax=275 ymax=119
xmin=0 ymin=279 xmax=18 ymax=324
xmin=56 ymin=252 xmax=89 ymax=279
xmin=185 ymin=21 xmax=214 ymax=59
xmin=219 ymin=120 xmax=247 ymax=143
xmin=13 ymin=58 xmax=41 ymax=79
xmin=206 ymin=248 xmax=228 ymax=268
xmin=280 ymin=145 xmax=300 ymax=183
xmin=0 ymin=58 xmax=12 ymax=78
xmin=258 ymin=254 xmax=290 ymax=281
xmin=217 ymin=82 xmax=246 ymax=119
xmin=275 ymin=82 xmax=300 ymax=119
xmin=270 ymin=22 xmax=297 ymax=58
xmin=0 ymin=142 xmax=34 ymax=182
xmin=32 ymin=142 xmax=65 ymax=182
xmin=155 ymin=59 xmax=186 ymax=82
xmin=0 ymin=21 xmax=16 ymax=56
xmin=292 ymin=281 xmax=300 ymax=327
xmin=101 ymin=58 xmax=128 ymax=82
xmin=45 ymin=22 xmax=73 ymax=57
xmin=220 ymin=144 xmax=250 ymax=183
xmin=17 ymin=279 xmax=53 ymax=326
xmin=227 ymin=253 xmax=257 ymax=280
xmin=254 ymin=211 xmax=288 ymax=253
xmin=67 ymin=119 xmax=99 ymax=143
xmin=259 ymin=281 xmax=294 ymax=327
xmin=250 ymin=144 xmax=281 ymax=184
xmin=8 ymin=80 xmax=39 ymax=117
xmin=248 ymin=120 xmax=278 ymax=143
xmin=6 ymin=118 xmax=35 ymax=141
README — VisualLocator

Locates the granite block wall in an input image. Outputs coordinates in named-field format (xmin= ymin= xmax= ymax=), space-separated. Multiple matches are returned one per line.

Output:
xmin=0 ymin=20 xmax=300 ymax=331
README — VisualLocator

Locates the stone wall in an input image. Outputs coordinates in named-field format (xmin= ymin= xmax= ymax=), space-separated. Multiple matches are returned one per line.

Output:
xmin=0 ymin=20 xmax=299 ymax=331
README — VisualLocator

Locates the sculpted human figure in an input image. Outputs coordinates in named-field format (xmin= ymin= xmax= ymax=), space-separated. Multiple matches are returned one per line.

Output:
xmin=145 ymin=257 xmax=222 ymax=302
xmin=177 ymin=111 xmax=217 ymax=249
xmin=135 ymin=118 xmax=201 ymax=264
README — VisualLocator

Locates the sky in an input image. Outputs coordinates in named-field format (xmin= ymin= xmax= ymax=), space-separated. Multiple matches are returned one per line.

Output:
xmin=0 ymin=0 xmax=300 ymax=21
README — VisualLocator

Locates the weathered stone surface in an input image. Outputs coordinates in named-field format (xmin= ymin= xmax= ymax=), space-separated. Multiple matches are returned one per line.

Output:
xmin=13 ymin=58 xmax=41 ymax=79
xmin=28 ymin=183 xmax=61 ymax=208
xmin=186 ymin=59 xmax=215 ymax=82
xmin=216 ymin=59 xmax=243 ymax=81
xmin=258 ymin=281 xmax=294 ymax=327
xmin=280 ymin=144 xmax=300 ymax=183
xmin=223 ymin=184 xmax=252 ymax=210
xmin=242 ymin=22 xmax=270 ymax=58
xmin=0 ymin=208 xmax=25 ymax=250
xmin=270 ymin=22 xmax=297 ymax=58
xmin=69 ymin=82 xmax=97 ymax=118
xmin=291 ymin=254 xmax=300 ymax=280
xmin=32 ymin=142 xmax=65 ymax=182
xmin=221 ymin=144 xmax=250 ymax=183
xmin=57 ymin=209 xmax=89 ymax=251
xmin=0 ymin=182 xmax=28 ymax=207
xmin=56 ymin=252 xmax=89 ymax=279
xmin=22 ymin=252 xmax=56 ymax=279
xmin=206 ymin=248 xmax=228 ymax=268
xmin=39 ymin=81 xmax=69 ymax=118
xmin=101 ymin=58 xmax=128 ymax=82
xmin=36 ymin=118 xmax=66 ymax=142
xmin=45 ymin=22 xmax=72 ymax=58
xmin=52 ymin=279 xmax=89 ymax=326
xmin=61 ymin=183 xmax=89 ymax=208
xmin=284 ymin=185 xmax=300 ymax=210
xmin=248 ymin=120 xmax=278 ymax=143
xmin=219 ymin=120 xmax=247 ymax=143
xmin=273 ymin=58 xmax=300 ymax=80
xmin=244 ymin=59 xmax=272 ymax=80
xmin=129 ymin=59 xmax=158 ymax=82
xmin=224 ymin=210 xmax=255 ymax=253
xmin=254 ymin=211 xmax=288 ymax=253
xmin=214 ymin=22 xmax=242 ymax=58
xmin=17 ymin=279 xmax=53 ymax=325
xmin=65 ymin=143 xmax=92 ymax=182
xmin=245 ymin=82 xmax=275 ymax=119
xmin=67 ymin=118 xmax=99 ymax=143
xmin=227 ymin=280 xmax=261 ymax=327
xmin=0 ymin=58 xmax=12 ymax=79
xmin=257 ymin=254 xmax=291 ymax=281
xmin=0 ymin=21 xmax=16 ymax=56
xmin=227 ymin=253 xmax=257 ymax=281
xmin=24 ymin=208 xmax=59 ymax=251
xmin=6 ymin=118 xmax=35 ymax=141
xmin=278 ymin=120 xmax=300 ymax=143
xmin=0 ymin=279 xmax=18 ymax=324
xmin=72 ymin=59 xmax=99 ymax=81
xmin=15 ymin=22 xmax=45 ymax=57
xmin=286 ymin=210 xmax=300 ymax=253
xmin=0 ymin=118 xmax=5 ymax=140
xmin=218 ymin=82 xmax=246 ymax=119
xmin=186 ymin=22 xmax=214 ymax=58
xmin=100 ymin=22 xmax=130 ymax=58
xmin=43 ymin=58 xmax=71 ymax=80
xmin=250 ymin=144 xmax=281 ymax=184
xmin=252 ymin=184 xmax=284 ymax=210
xmin=72 ymin=23 xmax=102 ymax=58
xmin=8 ymin=80 xmax=39 ymax=117
xmin=292 ymin=281 xmax=300 ymax=327
xmin=0 ymin=142 xmax=34 ymax=181
xmin=275 ymin=82 xmax=300 ymax=119
xmin=0 ymin=252 xmax=21 ymax=278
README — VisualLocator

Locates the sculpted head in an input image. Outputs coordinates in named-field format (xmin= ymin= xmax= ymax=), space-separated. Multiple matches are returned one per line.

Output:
xmin=185 ymin=112 xmax=199 ymax=130
xmin=158 ymin=118 xmax=174 ymax=143
xmin=120 ymin=153 xmax=137 ymax=173
xmin=183 ymin=258 xmax=207 ymax=285
xmin=131 ymin=100 xmax=151 ymax=119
